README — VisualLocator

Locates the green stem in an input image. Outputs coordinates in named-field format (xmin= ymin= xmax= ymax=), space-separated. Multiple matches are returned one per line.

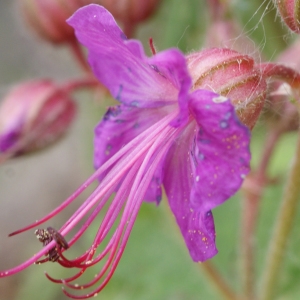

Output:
xmin=200 ymin=262 xmax=240 ymax=300
xmin=259 ymin=129 xmax=300 ymax=300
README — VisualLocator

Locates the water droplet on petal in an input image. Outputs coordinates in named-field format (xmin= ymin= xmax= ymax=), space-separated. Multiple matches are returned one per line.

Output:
xmin=224 ymin=111 xmax=232 ymax=120
xmin=219 ymin=120 xmax=228 ymax=129
xmin=212 ymin=96 xmax=228 ymax=103
xmin=116 ymin=85 xmax=123 ymax=101
xmin=130 ymin=100 xmax=139 ymax=107
xmin=198 ymin=152 xmax=205 ymax=160
xmin=105 ymin=144 xmax=112 ymax=155
xmin=150 ymin=64 xmax=159 ymax=72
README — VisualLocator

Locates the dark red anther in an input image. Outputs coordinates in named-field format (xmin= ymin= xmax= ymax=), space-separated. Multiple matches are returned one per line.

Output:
xmin=35 ymin=226 xmax=68 ymax=263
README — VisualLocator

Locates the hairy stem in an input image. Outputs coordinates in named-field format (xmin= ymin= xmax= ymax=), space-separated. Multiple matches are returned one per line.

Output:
xmin=259 ymin=128 xmax=300 ymax=300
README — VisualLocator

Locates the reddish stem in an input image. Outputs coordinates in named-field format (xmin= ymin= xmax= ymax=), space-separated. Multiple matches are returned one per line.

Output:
xmin=61 ymin=77 xmax=102 ymax=94
xmin=241 ymin=127 xmax=283 ymax=300
xmin=206 ymin=0 xmax=228 ymax=21
xmin=259 ymin=63 xmax=300 ymax=100
xmin=242 ymin=65 xmax=300 ymax=297
xmin=68 ymin=40 xmax=93 ymax=75
xmin=240 ymin=80 xmax=298 ymax=299
xmin=149 ymin=38 xmax=156 ymax=55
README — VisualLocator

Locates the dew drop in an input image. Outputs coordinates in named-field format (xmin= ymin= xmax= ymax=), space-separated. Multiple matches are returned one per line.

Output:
xmin=130 ymin=100 xmax=139 ymax=107
xmin=212 ymin=96 xmax=228 ymax=103
xmin=105 ymin=144 xmax=112 ymax=155
xmin=150 ymin=64 xmax=159 ymax=72
xmin=224 ymin=111 xmax=232 ymax=120
xmin=198 ymin=152 xmax=205 ymax=160
xmin=219 ymin=120 xmax=228 ymax=129
xmin=116 ymin=85 xmax=123 ymax=101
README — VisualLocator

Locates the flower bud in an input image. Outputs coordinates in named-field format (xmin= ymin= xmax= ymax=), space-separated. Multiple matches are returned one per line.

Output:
xmin=99 ymin=0 xmax=162 ymax=34
xmin=275 ymin=0 xmax=300 ymax=33
xmin=100 ymin=0 xmax=161 ymax=23
xmin=20 ymin=0 xmax=90 ymax=44
xmin=186 ymin=48 xmax=267 ymax=129
xmin=0 ymin=80 xmax=76 ymax=157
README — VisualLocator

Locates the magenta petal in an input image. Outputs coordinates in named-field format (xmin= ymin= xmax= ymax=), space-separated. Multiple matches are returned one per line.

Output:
xmin=94 ymin=104 xmax=170 ymax=202
xmin=67 ymin=4 xmax=177 ymax=108
xmin=189 ymin=89 xmax=251 ymax=212
xmin=148 ymin=49 xmax=192 ymax=127
xmin=163 ymin=123 xmax=217 ymax=262
xmin=163 ymin=90 xmax=250 ymax=262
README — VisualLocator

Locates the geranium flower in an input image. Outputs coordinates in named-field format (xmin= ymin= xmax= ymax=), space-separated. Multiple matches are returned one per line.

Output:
xmin=0 ymin=4 xmax=251 ymax=299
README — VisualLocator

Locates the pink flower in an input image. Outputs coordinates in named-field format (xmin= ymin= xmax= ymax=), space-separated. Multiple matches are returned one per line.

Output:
xmin=0 ymin=5 xmax=251 ymax=299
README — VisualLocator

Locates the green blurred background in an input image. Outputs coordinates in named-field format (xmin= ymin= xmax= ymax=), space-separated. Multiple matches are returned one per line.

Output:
xmin=0 ymin=0 xmax=299 ymax=299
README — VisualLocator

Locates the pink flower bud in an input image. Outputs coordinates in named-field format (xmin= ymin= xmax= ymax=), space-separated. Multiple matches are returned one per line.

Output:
xmin=20 ymin=0 xmax=89 ymax=44
xmin=98 ymin=0 xmax=162 ymax=36
xmin=186 ymin=48 xmax=267 ymax=129
xmin=0 ymin=80 xmax=76 ymax=157
xmin=99 ymin=0 xmax=161 ymax=23
xmin=275 ymin=0 xmax=300 ymax=33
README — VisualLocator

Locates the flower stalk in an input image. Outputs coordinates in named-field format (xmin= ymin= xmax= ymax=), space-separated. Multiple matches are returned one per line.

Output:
xmin=259 ymin=121 xmax=300 ymax=300
xmin=68 ymin=40 xmax=94 ymax=75
xmin=200 ymin=261 xmax=239 ymax=300
xmin=241 ymin=127 xmax=284 ymax=300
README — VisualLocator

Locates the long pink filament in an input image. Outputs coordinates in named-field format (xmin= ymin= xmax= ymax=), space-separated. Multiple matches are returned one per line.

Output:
xmin=63 ymin=123 xmax=182 ymax=298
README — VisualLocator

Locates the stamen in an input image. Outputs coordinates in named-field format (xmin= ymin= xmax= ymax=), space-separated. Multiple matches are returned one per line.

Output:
xmin=60 ymin=127 xmax=181 ymax=298
xmin=35 ymin=227 xmax=69 ymax=263
xmin=149 ymin=37 xmax=156 ymax=55
xmin=7 ymin=112 xmax=177 ymax=240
